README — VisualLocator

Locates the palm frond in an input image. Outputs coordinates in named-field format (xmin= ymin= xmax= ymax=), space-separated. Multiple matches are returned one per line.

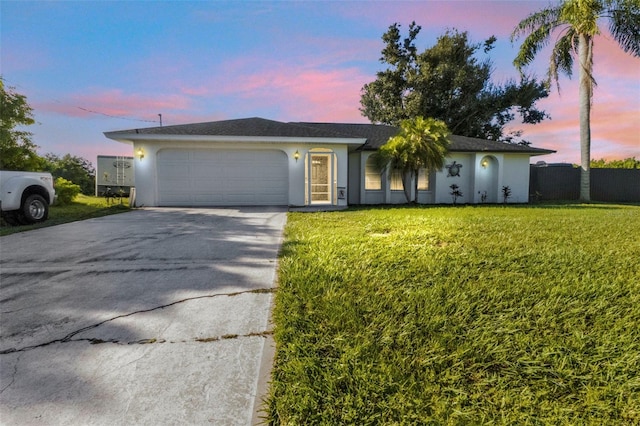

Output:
xmin=512 ymin=6 xmax=564 ymax=71
xmin=607 ymin=1 xmax=640 ymax=56
xmin=549 ymin=30 xmax=577 ymax=92
xmin=511 ymin=6 xmax=563 ymax=40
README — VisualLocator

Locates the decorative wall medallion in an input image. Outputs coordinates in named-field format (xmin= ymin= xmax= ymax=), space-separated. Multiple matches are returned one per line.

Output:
xmin=446 ymin=161 xmax=462 ymax=177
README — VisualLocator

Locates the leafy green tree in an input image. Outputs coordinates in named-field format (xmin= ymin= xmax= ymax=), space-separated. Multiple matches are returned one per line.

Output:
xmin=512 ymin=0 xmax=640 ymax=201
xmin=590 ymin=157 xmax=639 ymax=168
xmin=360 ymin=25 xmax=548 ymax=143
xmin=376 ymin=117 xmax=450 ymax=203
xmin=43 ymin=153 xmax=96 ymax=195
xmin=0 ymin=78 xmax=44 ymax=170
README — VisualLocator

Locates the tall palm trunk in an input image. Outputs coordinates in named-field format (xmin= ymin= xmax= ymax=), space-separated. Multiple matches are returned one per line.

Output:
xmin=578 ymin=33 xmax=593 ymax=202
xmin=402 ymin=170 xmax=412 ymax=203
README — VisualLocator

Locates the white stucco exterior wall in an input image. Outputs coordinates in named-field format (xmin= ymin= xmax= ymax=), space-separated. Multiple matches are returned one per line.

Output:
xmin=131 ymin=142 xmax=158 ymax=207
xmin=432 ymin=153 xmax=532 ymax=204
xmin=129 ymin=140 xmax=353 ymax=207
xmin=434 ymin=153 xmax=473 ymax=204
xmin=501 ymin=154 xmax=531 ymax=203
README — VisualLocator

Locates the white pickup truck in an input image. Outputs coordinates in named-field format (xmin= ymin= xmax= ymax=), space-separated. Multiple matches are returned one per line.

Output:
xmin=0 ymin=171 xmax=56 ymax=226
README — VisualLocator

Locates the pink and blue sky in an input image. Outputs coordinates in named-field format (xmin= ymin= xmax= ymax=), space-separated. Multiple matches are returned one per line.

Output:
xmin=2 ymin=0 xmax=639 ymax=165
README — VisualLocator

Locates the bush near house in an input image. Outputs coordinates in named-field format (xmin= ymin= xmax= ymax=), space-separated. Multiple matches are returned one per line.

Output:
xmin=268 ymin=204 xmax=640 ymax=424
xmin=54 ymin=177 xmax=81 ymax=205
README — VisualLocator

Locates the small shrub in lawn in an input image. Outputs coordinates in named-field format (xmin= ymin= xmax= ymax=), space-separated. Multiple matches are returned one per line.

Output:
xmin=54 ymin=177 xmax=81 ymax=205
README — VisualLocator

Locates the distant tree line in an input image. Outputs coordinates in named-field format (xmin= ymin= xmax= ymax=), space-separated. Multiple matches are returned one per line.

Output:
xmin=589 ymin=157 xmax=639 ymax=169
xmin=1 ymin=78 xmax=95 ymax=195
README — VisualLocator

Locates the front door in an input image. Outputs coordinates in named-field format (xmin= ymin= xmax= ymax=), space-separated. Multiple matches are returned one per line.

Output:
xmin=310 ymin=154 xmax=331 ymax=204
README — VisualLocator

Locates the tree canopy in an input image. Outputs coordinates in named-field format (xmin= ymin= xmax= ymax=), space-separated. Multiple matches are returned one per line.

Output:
xmin=376 ymin=117 xmax=450 ymax=203
xmin=512 ymin=0 xmax=640 ymax=201
xmin=0 ymin=78 xmax=43 ymax=170
xmin=43 ymin=153 xmax=96 ymax=195
xmin=360 ymin=25 xmax=549 ymax=143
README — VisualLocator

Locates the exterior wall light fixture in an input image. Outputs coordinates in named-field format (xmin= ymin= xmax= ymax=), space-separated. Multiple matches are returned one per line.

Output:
xmin=293 ymin=150 xmax=300 ymax=162
xmin=137 ymin=148 xmax=145 ymax=160
xmin=481 ymin=158 xmax=489 ymax=169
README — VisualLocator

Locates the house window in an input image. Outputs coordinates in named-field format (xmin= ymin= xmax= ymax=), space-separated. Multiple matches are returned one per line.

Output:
xmin=418 ymin=168 xmax=430 ymax=190
xmin=390 ymin=170 xmax=404 ymax=190
xmin=365 ymin=156 xmax=381 ymax=190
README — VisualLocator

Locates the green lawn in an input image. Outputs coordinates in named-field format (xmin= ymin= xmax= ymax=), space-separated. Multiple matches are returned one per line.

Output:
xmin=267 ymin=204 xmax=640 ymax=425
xmin=0 ymin=195 xmax=130 ymax=236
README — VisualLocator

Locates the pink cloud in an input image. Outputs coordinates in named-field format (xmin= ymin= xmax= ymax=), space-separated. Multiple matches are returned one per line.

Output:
xmin=517 ymin=90 xmax=639 ymax=162
xmin=231 ymin=65 xmax=369 ymax=122
xmin=334 ymin=1 xmax=545 ymax=38
xmin=594 ymin=35 xmax=640 ymax=80
xmin=35 ymin=89 xmax=192 ymax=122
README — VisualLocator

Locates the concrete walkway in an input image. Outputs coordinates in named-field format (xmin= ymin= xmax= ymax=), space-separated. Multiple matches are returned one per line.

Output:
xmin=0 ymin=207 xmax=287 ymax=425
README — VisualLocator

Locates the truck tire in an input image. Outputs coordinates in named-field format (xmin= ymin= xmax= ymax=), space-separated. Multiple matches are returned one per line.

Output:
xmin=21 ymin=194 xmax=49 ymax=224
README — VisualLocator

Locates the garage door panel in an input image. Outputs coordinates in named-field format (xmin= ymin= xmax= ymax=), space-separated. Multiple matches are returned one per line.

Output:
xmin=160 ymin=193 xmax=192 ymax=205
xmin=160 ymin=166 xmax=190 ymax=178
xmin=157 ymin=149 xmax=288 ymax=206
xmin=193 ymin=194 xmax=224 ymax=204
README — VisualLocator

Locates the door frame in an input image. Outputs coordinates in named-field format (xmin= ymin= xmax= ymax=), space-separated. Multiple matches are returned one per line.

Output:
xmin=304 ymin=149 xmax=337 ymax=205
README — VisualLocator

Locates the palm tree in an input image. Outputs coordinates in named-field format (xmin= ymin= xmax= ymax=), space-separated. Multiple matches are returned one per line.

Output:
xmin=511 ymin=0 xmax=639 ymax=201
xmin=377 ymin=117 xmax=450 ymax=203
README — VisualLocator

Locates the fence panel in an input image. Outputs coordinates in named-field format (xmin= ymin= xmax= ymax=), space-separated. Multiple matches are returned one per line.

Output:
xmin=530 ymin=166 xmax=639 ymax=202
xmin=591 ymin=169 xmax=640 ymax=202
xmin=530 ymin=166 xmax=579 ymax=200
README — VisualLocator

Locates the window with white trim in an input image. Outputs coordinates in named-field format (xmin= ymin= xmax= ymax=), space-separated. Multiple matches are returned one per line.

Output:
xmin=418 ymin=168 xmax=430 ymax=190
xmin=365 ymin=156 xmax=381 ymax=190
xmin=390 ymin=169 xmax=404 ymax=190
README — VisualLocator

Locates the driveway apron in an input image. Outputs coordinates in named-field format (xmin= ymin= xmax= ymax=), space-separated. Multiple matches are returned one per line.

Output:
xmin=0 ymin=207 xmax=287 ymax=425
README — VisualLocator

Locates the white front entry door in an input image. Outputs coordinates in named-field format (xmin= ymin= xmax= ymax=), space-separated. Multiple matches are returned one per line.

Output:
xmin=310 ymin=154 xmax=332 ymax=204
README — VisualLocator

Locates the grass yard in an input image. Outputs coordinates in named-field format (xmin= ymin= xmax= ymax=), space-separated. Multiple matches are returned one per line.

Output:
xmin=0 ymin=195 xmax=130 ymax=236
xmin=267 ymin=204 xmax=640 ymax=425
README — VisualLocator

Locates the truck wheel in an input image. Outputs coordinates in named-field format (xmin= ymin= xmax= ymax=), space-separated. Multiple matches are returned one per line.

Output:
xmin=21 ymin=194 xmax=49 ymax=224
xmin=1 ymin=211 xmax=21 ymax=226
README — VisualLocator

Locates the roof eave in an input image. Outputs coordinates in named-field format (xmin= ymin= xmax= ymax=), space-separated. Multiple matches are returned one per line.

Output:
xmin=103 ymin=132 xmax=366 ymax=146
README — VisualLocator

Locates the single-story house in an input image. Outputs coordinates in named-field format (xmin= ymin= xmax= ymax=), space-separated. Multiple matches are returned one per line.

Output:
xmin=104 ymin=117 xmax=554 ymax=207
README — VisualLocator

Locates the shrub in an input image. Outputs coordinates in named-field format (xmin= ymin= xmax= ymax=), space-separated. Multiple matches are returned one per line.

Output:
xmin=502 ymin=185 xmax=512 ymax=203
xmin=54 ymin=177 xmax=81 ymax=205
xmin=449 ymin=183 xmax=463 ymax=205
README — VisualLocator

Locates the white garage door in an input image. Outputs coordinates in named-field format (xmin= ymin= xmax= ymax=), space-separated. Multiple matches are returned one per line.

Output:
xmin=157 ymin=149 xmax=289 ymax=206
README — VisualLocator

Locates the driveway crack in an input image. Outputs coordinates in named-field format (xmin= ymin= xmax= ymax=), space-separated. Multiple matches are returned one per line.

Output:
xmin=0 ymin=353 xmax=21 ymax=394
xmin=0 ymin=287 xmax=275 ymax=355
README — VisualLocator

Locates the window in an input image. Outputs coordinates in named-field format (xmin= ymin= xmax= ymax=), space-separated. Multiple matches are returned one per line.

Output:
xmin=390 ymin=169 xmax=404 ymax=190
xmin=365 ymin=156 xmax=381 ymax=190
xmin=418 ymin=168 xmax=430 ymax=190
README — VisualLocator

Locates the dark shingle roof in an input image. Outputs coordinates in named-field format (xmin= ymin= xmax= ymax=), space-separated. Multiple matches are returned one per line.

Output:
xmin=105 ymin=117 xmax=555 ymax=155
xmin=448 ymin=134 xmax=554 ymax=155
xmin=106 ymin=117 xmax=354 ymax=139
xmin=291 ymin=122 xmax=398 ymax=149
xmin=295 ymin=122 xmax=555 ymax=155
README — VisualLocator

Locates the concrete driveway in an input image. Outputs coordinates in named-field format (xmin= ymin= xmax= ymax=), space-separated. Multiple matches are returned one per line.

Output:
xmin=0 ymin=207 xmax=287 ymax=425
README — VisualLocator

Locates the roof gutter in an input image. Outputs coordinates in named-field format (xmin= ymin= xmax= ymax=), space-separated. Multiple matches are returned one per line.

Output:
xmin=103 ymin=132 xmax=366 ymax=146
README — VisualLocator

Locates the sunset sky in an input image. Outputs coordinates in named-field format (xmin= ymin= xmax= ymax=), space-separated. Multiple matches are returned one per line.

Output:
xmin=2 ymin=0 xmax=639 ymax=166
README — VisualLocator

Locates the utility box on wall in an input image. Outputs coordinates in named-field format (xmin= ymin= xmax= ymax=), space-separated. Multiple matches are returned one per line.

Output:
xmin=96 ymin=155 xmax=135 ymax=196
